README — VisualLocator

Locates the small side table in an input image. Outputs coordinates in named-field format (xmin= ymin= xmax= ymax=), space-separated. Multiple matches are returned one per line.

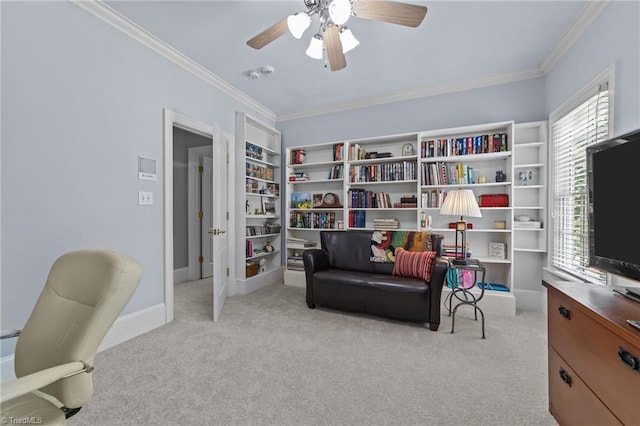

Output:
xmin=446 ymin=259 xmax=486 ymax=339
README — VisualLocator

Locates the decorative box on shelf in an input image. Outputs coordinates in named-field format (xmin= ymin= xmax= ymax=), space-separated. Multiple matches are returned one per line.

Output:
xmin=479 ymin=194 xmax=509 ymax=207
xmin=514 ymin=221 xmax=542 ymax=229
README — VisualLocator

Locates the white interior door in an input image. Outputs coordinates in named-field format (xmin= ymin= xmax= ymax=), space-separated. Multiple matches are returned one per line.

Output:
xmin=201 ymin=156 xmax=213 ymax=278
xmin=211 ymin=132 xmax=229 ymax=321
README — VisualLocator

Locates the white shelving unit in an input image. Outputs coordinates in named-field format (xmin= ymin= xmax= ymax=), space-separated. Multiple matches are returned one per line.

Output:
xmin=512 ymin=121 xmax=548 ymax=309
xmin=512 ymin=121 xmax=548 ymax=252
xmin=419 ymin=121 xmax=516 ymax=315
xmin=282 ymin=120 xmax=552 ymax=315
xmin=346 ymin=133 xmax=420 ymax=231
xmin=235 ymin=112 xmax=283 ymax=294
xmin=284 ymin=142 xmax=346 ymax=287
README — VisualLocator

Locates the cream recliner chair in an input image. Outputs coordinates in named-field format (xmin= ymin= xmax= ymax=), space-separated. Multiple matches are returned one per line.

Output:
xmin=0 ymin=249 xmax=142 ymax=425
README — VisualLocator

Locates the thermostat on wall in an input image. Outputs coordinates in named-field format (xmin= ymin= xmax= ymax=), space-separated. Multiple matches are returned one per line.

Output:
xmin=138 ymin=156 xmax=157 ymax=181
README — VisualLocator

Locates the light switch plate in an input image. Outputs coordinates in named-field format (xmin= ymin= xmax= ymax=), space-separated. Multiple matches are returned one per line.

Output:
xmin=138 ymin=191 xmax=153 ymax=205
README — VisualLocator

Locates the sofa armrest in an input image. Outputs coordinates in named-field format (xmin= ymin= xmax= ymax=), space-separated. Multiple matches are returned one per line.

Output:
xmin=426 ymin=257 xmax=448 ymax=326
xmin=302 ymin=249 xmax=330 ymax=308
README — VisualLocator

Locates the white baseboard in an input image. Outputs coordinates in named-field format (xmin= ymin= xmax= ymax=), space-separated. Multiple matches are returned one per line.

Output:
xmin=174 ymin=267 xmax=189 ymax=284
xmin=1 ymin=304 xmax=166 ymax=382
xmin=514 ymin=289 xmax=546 ymax=312
xmin=99 ymin=303 xmax=166 ymax=352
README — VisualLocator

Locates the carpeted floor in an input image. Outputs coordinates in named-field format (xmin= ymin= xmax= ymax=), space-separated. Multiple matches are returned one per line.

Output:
xmin=71 ymin=281 xmax=557 ymax=426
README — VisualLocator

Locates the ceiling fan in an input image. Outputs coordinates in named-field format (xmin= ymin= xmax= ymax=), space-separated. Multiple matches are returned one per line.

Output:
xmin=247 ymin=0 xmax=428 ymax=72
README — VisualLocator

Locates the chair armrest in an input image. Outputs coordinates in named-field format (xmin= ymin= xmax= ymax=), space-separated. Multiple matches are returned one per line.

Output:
xmin=302 ymin=249 xmax=330 ymax=274
xmin=426 ymin=257 xmax=449 ymax=325
xmin=1 ymin=361 xmax=86 ymax=403
xmin=1 ymin=329 xmax=20 ymax=339
xmin=303 ymin=249 xmax=330 ymax=307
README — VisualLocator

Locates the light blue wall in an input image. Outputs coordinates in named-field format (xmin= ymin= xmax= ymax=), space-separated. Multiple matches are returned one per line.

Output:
xmin=277 ymin=77 xmax=547 ymax=147
xmin=0 ymin=2 xmax=273 ymax=330
xmin=545 ymin=1 xmax=640 ymax=136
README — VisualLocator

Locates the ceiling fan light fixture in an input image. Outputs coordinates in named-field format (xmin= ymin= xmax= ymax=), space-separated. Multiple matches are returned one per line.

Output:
xmin=305 ymin=33 xmax=324 ymax=59
xmin=339 ymin=27 xmax=359 ymax=53
xmin=328 ymin=0 xmax=352 ymax=26
xmin=287 ymin=12 xmax=311 ymax=39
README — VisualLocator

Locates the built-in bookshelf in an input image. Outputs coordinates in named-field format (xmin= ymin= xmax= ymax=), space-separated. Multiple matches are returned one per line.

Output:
xmin=512 ymin=121 xmax=548 ymax=309
xmin=284 ymin=122 xmax=524 ymax=316
xmin=419 ymin=121 xmax=515 ymax=315
xmin=235 ymin=112 xmax=283 ymax=294
xmin=284 ymin=142 xmax=345 ymax=287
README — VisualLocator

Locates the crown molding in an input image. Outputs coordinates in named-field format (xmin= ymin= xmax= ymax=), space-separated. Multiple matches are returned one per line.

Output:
xmin=72 ymin=0 xmax=276 ymax=122
xmin=276 ymin=68 xmax=544 ymax=122
xmin=72 ymin=0 xmax=606 ymax=125
xmin=539 ymin=0 xmax=609 ymax=73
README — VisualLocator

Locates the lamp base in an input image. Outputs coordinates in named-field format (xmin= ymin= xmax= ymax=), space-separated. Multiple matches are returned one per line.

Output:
xmin=452 ymin=257 xmax=470 ymax=265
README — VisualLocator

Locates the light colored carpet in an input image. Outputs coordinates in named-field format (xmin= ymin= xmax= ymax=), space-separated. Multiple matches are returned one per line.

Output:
xmin=71 ymin=281 xmax=557 ymax=426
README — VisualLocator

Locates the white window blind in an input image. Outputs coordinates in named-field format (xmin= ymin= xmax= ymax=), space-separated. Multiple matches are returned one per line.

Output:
xmin=551 ymin=83 xmax=609 ymax=284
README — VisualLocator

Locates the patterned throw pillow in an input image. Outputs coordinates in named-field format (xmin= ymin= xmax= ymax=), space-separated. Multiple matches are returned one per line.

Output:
xmin=370 ymin=230 xmax=433 ymax=263
xmin=392 ymin=248 xmax=437 ymax=282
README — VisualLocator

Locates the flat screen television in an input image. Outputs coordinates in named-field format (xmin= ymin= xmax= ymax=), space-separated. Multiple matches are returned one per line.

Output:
xmin=587 ymin=128 xmax=640 ymax=282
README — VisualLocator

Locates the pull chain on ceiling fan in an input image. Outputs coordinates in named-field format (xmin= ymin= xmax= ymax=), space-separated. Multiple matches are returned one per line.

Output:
xmin=247 ymin=0 xmax=428 ymax=72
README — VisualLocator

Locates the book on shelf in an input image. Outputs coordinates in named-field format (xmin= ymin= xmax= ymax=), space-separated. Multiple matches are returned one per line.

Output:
xmin=291 ymin=192 xmax=312 ymax=209
xmin=400 ymin=195 xmax=417 ymax=204
xmin=328 ymin=164 xmax=344 ymax=179
xmin=290 ymin=149 xmax=306 ymax=165
xmin=372 ymin=218 xmax=400 ymax=229
xmin=349 ymin=143 xmax=365 ymax=161
xmin=288 ymin=172 xmax=309 ymax=182
xmin=287 ymin=255 xmax=305 ymax=271
xmin=513 ymin=221 xmax=542 ymax=228
xmin=348 ymin=210 xmax=366 ymax=228
xmin=287 ymin=237 xmax=317 ymax=249
xmin=392 ymin=203 xmax=417 ymax=208
xmin=349 ymin=189 xmax=391 ymax=208
xmin=333 ymin=143 xmax=344 ymax=161
xmin=420 ymin=133 xmax=508 ymax=158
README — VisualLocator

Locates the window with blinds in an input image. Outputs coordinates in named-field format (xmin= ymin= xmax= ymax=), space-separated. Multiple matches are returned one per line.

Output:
xmin=551 ymin=83 xmax=609 ymax=284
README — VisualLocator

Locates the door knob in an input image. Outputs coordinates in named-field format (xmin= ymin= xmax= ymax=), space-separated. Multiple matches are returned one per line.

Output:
xmin=209 ymin=228 xmax=226 ymax=235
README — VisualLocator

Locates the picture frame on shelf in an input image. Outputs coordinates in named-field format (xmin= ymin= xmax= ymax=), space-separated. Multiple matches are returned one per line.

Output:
xmin=489 ymin=242 xmax=506 ymax=259
xmin=266 ymin=182 xmax=280 ymax=196
xmin=313 ymin=193 xmax=323 ymax=208
xmin=262 ymin=197 xmax=276 ymax=215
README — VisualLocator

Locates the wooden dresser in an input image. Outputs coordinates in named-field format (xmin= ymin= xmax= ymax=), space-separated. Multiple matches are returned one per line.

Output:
xmin=542 ymin=280 xmax=640 ymax=426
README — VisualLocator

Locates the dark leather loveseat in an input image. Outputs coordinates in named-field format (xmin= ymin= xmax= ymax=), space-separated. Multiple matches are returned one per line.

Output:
xmin=303 ymin=230 xmax=448 ymax=331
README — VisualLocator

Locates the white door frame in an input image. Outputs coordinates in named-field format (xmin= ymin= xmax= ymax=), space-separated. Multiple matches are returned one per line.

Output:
xmin=163 ymin=109 xmax=223 ymax=323
xmin=187 ymin=146 xmax=213 ymax=281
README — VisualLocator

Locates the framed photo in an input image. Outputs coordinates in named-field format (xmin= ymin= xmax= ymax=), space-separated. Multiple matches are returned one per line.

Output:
xmin=266 ymin=183 xmax=280 ymax=196
xmin=489 ymin=242 xmax=506 ymax=259
xmin=313 ymin=193 xmax=323 ymax=208
xmin=262 ymin=198 xmax=276 ymax=215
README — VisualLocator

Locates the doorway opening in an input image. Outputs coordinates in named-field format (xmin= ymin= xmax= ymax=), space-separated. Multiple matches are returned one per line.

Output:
xmin=163 ymin=110 xmax=229 ymax=323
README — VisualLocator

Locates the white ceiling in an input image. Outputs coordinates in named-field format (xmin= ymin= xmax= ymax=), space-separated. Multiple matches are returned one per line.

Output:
xmin=105 ymin=0 xmax=590 ymax=118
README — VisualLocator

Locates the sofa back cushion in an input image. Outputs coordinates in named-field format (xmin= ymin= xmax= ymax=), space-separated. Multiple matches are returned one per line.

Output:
xmin=320 ymin=231 xmax=444 ymax=276
xmin=321 ymin=231 xmax=393 ymax=274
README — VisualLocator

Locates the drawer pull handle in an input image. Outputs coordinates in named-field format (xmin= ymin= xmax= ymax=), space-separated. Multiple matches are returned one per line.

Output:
xmin=559 ymin=368 xmax=572 ymax=387
xmin=558 ymin=305 xmax=571 ymax=319
xmin=618 ymin=347 xmax=640 ymax=371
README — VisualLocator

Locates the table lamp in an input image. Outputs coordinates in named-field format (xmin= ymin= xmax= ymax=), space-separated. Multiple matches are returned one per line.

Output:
xmin=440 ymin=189 xmax=482 ymax=265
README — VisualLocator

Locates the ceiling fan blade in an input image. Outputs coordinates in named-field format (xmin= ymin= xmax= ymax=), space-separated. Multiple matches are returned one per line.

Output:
xmin=353 ymin=0 xmax=428 ymax=27
xmin=247 ymin=18 xmax=289 ymax=49
xmin=324 ymin=25 xmax=346 ymax=71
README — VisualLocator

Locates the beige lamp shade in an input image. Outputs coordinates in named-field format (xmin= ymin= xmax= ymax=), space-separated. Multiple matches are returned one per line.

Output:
xmin=440 ymin=189 xmax=482 ymax=218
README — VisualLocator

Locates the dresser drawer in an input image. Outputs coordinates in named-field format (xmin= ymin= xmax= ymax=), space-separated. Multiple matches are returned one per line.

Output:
xmin=549 ymin=348 xmax=622 ymax=426
xmin=548 ymin=290 xmax=640 ymax=426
